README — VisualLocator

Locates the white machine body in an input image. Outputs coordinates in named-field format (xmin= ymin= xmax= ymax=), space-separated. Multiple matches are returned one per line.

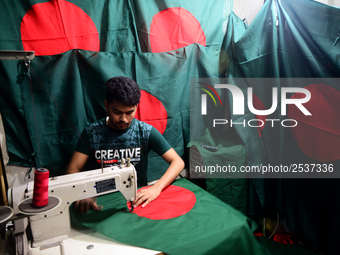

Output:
xmin=9 ymin=164 xmax=137 ymax=249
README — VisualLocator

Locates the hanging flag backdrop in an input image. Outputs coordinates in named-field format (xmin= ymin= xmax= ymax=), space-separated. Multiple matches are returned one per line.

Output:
xmin=0 ymin=0 xmax=229 ymax=179
xmin=20 ymin=0 xmax=140 ymax=54
xmin=21 ymin=0 xmax=100 ymax=55
xmin=1 ymin=0 xmax=340 ymax=254
xmin=0 ymin=0 xmax=141 ymax=167
xmin=222 ymin=0 xmax=340 ymax=254
xmin=15 ymin=45 xmax=220 ymax=179
xmin=129 ymin=0 xmax=232 ymax=52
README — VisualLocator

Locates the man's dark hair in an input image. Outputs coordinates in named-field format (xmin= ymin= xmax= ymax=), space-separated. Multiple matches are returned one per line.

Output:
xmin=105 ymin=76 xmax=141 ymax=106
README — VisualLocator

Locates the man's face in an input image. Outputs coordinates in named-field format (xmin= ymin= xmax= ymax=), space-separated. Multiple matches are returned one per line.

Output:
xmin=105 ymin=100 xmax=137 ymax=131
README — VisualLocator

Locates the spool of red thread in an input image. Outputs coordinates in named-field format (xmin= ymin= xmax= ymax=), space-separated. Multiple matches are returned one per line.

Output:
xmin=32 ymin=168 xmax=49 ymax=207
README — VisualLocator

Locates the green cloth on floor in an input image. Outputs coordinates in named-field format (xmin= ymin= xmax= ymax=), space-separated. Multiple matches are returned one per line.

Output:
xmin=71 ymin=178 xmax=270 ymax=255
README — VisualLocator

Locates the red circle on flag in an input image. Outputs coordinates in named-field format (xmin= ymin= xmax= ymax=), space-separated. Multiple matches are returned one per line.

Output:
xmin=127 ymin=185 xmax=196 ymax=220
xmin=287 ymin=84 xmax=340 ymax=162
xmin=135 ymin=90 xmax=168 ymax=134
xmin=21 ymin=0 xmax=99 ymax=56
xmin=150 ymin=7 xmax=206 ymax=53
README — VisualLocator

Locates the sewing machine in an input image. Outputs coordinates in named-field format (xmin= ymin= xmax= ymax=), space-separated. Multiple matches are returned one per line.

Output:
xmin=7 ymin=161 xmax=140 ymax=254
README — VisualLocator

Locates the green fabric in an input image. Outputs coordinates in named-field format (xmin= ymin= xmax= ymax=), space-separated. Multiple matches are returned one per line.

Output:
xmin=71 ymin=178 xmax=270 ymax=255
xmin=277 ymin=0 xmax=340 ymax=78
xmin=188 ymin=128 xmax=248 ymax=215
xmin=223 ymin=0 xmax=340 ymax=254
xmin=0 ymin=60 xmax=34 ymax=166
xmin=206 ymin=178 xmax=248 ymax=215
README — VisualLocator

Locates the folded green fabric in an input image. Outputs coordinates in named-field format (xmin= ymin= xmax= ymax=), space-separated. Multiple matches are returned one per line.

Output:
xmin=188 ymin=128 xmax=248 ymax=214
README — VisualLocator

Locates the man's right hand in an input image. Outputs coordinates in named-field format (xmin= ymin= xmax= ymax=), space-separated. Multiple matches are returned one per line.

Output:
xmin=74 ymin=197 xmax=102 ymax=214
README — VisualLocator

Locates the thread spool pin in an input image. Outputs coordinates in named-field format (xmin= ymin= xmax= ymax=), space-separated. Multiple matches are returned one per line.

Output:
xmin=126 ymin=158 xmax=131 ymax=167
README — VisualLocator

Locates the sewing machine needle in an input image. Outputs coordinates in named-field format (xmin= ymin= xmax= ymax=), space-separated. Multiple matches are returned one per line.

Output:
xmin=130 ymin=201 xmax=134 ymax=212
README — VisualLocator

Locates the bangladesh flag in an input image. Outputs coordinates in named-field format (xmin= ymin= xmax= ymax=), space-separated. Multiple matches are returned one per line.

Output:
xmin=129 ymin=0 xmax=231 ymax=52
xmin=71 ymin=178 xmax=270 ymax=255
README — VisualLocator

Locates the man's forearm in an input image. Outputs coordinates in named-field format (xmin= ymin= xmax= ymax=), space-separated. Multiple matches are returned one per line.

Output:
xmin=66 ymin=164 xmax=81 ymax=174
xmin=154 ymin=154 xmax=184 ymax=191
xmin=65 ymin=151 xmax=89 ymax=174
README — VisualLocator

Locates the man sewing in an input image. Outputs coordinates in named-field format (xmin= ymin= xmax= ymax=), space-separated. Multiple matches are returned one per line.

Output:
xmin=66 ymin=76 xmax=184 ymax=213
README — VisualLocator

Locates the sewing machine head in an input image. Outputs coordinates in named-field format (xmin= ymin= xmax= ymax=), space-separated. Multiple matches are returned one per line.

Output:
xmin=9 ymin=162 xmax=137 ymax=249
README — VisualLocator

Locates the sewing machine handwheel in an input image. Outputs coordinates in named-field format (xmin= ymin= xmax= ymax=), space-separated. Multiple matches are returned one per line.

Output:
xmin=0 ymin=206 xmax=14 ymax=224
xmin=18 ymin=196 xmax=60 ymax=215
